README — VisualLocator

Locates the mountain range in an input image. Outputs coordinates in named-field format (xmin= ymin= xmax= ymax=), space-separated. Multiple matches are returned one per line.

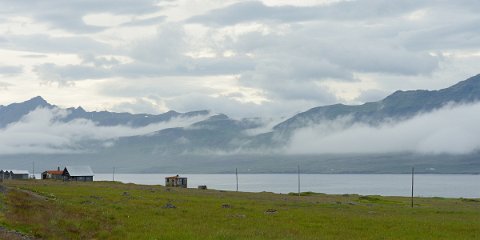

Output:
xmin=1 ymin=74 xmax=480 ymax=173
xmin=0 ymin=96 xmax=210 ymax=128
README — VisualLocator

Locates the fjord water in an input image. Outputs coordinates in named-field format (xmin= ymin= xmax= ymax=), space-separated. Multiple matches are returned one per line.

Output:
xmin=94 ymin=174 xmax=480 ymax=198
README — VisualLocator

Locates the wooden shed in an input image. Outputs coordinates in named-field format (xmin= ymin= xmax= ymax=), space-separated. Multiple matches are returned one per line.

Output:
xmin=62 ymin=166 xmax=94 ymax=182
xmin=165 ymin=175 xmax=187 ymax=188
xmin=0 ymin=169 xmax=30 ymax=180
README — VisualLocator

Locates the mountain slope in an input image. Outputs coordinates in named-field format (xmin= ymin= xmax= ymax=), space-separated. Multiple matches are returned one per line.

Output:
xmin=274 ymin=74 xmax=480 ymax=132
xmin=0 ymin=96 xmax=53 ymax=128
xmin=111 ymin=114 xmax=264 ymax=155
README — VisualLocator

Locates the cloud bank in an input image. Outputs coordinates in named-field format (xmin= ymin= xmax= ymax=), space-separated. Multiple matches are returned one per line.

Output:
xmin=0 ymin=107 xmax=210 ymax=154
xmin=287 ymin=103 xmax=480 ymax=155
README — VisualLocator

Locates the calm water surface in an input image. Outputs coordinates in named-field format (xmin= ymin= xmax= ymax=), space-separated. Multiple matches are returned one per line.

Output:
xmin=93 ymin=174 xmax=480 ymax=198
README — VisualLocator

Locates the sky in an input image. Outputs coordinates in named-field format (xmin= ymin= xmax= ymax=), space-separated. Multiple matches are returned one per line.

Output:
xmin=1 ymin=0 xmax=480 ymax=118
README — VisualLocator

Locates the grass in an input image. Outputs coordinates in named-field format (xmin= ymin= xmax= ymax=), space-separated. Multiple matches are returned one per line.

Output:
xmin=0 ymin=180 xmax=479 ymax=239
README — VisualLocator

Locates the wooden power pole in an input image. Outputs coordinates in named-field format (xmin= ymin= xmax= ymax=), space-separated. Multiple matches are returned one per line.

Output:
xmin=297 ymin=164 xmax=301 ymax=197
xmin=235 ymin=168 xmax=238 ymax=192
xmin=411 ymin=167 xmax=415 ymax=208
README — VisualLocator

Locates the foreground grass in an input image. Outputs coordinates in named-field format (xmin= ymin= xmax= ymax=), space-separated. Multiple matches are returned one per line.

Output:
xmin=0 ymin=180 xmax=479 ymax=239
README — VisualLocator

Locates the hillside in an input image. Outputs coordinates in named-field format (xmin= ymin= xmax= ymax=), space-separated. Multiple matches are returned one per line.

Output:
xmin=0 ymin=180 xmax=479 ymax=239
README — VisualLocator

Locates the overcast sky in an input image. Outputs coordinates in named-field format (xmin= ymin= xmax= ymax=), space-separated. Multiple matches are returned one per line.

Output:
xmin=1 ymin=0 xmax=479 ymax=118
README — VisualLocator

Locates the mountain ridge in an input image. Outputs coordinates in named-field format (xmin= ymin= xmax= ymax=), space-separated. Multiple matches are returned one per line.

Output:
xmin=0 ymin=96 xmax=211 ymax=128
xmin=274 ymin=74 xmax=480 ymax=132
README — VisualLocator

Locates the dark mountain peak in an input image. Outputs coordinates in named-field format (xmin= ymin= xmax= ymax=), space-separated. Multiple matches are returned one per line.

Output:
xmin=24 ymin=96 xmax=51 ymax=107
xmin=206 ymin=114 xmax=230 ymax=121
xmin=30 ymin=96 xmax=45 ymax=101
xmin=443 ymin=74 xmax=480 ymax=92
xmin=192 ymin=114 xmax=232 ymax=127
xmin=183 ymin=110 xmax=210 ymax=117
xmin=165 ymin=110 xmax=179 ymax=114
xmin=382 ymin=89 xmax=430 ymax=103
xmin=67 ymin=106 xmax=86 ymax=113
xmin=0 ymin=96 xmax=54 ymax=128
xmin=460 ymin=73 xmax=480 ymax=83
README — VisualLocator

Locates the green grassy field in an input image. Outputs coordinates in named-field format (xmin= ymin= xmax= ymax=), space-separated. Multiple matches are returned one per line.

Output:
xmin=0 ymin=180 xmax=479 ymax=239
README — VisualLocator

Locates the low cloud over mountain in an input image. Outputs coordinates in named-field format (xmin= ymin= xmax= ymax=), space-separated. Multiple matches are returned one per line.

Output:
xmin=1 ymin=74 xmax=480 ymax=173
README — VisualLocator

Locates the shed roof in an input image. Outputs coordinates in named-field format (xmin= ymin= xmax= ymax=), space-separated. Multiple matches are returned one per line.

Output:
xmin=45 ymin=170 xmax=63 ymax=175
xmin=166 ymin=175 xmax=186 ymax=179
xmin=65 ymin=166 xmax=94 ymax=176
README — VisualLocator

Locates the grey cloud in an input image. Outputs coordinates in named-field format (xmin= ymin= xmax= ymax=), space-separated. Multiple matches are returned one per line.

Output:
xmin=110 ymin=97 xmax=166 ymax=114
xmin=0 ymin=0 xmax=164 ymax=33
xmin=121 ymin=16 xmax=166 ymax=27
xmin=97 ymin=78 xmax=330 ymax=118
xmin=21 ymin=54 xmax=48 ymax=58
xmin=34 ymin=63 xmax=110 ymax=85
xmin=80 ymin=54 xmax=121 ymax=67
xmin=164 ymin=92 xmax=325 ymax=119
xmin=32 ymin=55 xmax=254 ymax=84
xmin=324 ymin=44 xmax=439 ymax=75
xmin=129 ymin=23 xmax=187 ymax=63
xmin=354 ymin=89 xmax=389 ymax=103
xmin=231 ymin=23 xmax=440 ymax=76
xmin=0 ymin=107 xmax=211 ymax=155
xmin=403 ymin=19 xmax=480 ymax=51
xmin=0 ymin=81 xmax=13 ymax=90
xmin=116 ymin=56 xmax=254 ymax=77
xmin=227 ymin=25 xmax=438 ymax=103
xmin=41 ymin=13 xmax=104 ymax=33
xmin=98 ymin=78 xmax=218 ymax=99
xmin=188 ymin=0 xmax=427 ymax=25
xmin=0 ymin=34 xmax=112 ymax=54
xmin=268 ymin=81 xmax=337 ymax=102
xmin=0 ymin=65 xmax=23 ymax=76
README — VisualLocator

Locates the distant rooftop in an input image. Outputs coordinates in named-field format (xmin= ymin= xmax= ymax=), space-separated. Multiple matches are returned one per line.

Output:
xmin=0 ymin=169 xmax=30 ymax=174
xmin=65 ymin=166 xmax=94 ymax=176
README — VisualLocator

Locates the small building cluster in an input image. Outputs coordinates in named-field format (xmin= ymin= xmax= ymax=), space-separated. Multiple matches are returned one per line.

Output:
xmin=2 ymin=165 xmax=193 ymax=188
xmin=0 ymin=170 xmax=30 ymax=180
xmin=1 ymin=166 xmax=94 ymax=182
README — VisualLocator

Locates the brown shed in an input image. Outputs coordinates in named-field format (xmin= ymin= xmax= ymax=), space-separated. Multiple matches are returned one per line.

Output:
xmin=42 ymin=167 xmax=63 ymax=180
xmin=165 ymin=175 xmax=187 ymax=188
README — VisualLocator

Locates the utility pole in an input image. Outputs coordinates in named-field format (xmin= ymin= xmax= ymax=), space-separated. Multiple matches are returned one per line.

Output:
xmin=32 ymin=161 xmax=35 ymax=179
xmin=235 ymin=168 xmax=238 ymax=192
xmin=113 ymin=167 xmax=116 ymax=182
xmin=297 ymin=164 xmax=301 ymax=197
xmin=411 ymin=167 xmax=415 ymax=208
